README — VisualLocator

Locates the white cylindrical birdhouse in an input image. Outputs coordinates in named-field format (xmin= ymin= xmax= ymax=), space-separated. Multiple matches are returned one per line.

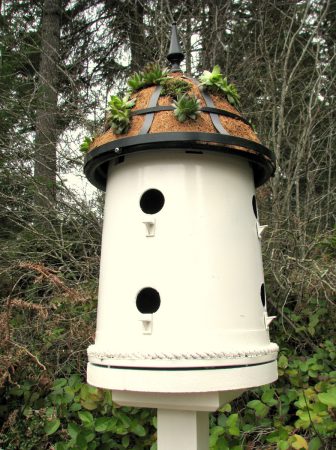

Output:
xmin=84 ymin=24 xmax=278 ymax=445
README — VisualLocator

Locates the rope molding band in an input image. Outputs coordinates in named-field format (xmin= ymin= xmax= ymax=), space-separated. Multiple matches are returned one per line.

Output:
xmin=88 ymin=343 xmax=279 ymax=361
xmin=131 ymin=105 xmax=252 ymax=127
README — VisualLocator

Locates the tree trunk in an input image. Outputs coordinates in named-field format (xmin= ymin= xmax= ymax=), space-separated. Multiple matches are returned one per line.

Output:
xmin=34 ymin=0 xmax=61 ymax=206
xmin=128 ymin=0 xmax=146 ymax=72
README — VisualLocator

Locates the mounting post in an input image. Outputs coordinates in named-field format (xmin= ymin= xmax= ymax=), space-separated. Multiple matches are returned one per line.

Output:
xmin=157 ymin=409 xmax=209 ymax=450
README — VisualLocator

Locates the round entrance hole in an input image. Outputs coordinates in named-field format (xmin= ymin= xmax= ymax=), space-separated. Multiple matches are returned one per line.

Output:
xmin=252 ymin=195 xmax=258 ymax=219
xmin=136 ymin=287 xmax=161 ymax=314
xmin=260 ymin=283 xmax=266 ymax=307
xmin=140 ymin=189 xmax=165 ymax=214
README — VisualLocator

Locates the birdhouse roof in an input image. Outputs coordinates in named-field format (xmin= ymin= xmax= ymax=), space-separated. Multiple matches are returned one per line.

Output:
xmin=89 ymin=72 xmax=259 ymax=152
xmin=84 ymin=25 xmax=275 ymax=191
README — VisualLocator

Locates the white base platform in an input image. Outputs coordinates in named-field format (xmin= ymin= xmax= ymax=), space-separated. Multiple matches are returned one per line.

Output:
xmin=111 ymin=389 xmax=246 ymax=412
xmin=87 ymin=360 xmax=277 ymax=395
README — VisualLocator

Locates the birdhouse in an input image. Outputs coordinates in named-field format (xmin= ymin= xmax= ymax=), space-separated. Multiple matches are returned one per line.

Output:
xmin=84 ymin=24 xmax=278 ymax=448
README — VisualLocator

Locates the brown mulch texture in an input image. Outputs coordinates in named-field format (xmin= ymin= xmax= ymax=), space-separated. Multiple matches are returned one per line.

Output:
xmin=89 ymin=73 xmax=260 ymax=151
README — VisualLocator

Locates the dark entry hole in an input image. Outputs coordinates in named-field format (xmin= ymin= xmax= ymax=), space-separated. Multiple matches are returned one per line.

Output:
xmin=252 ymin=195 xmax=258 ymax=219
xmin=185 ymin=150 xmax=203 ymax=154
xmin=140 ymin=189 xmax=165 ymax=214
xmin=260 ymin=283 xmax=266 ymax=307
xmin=136 ymin=287 xmax=161 ymax=314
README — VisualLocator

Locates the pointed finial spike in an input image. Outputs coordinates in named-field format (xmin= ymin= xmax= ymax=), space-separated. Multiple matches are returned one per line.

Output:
xmin=167 ymin=23 xmax=184 ymax=72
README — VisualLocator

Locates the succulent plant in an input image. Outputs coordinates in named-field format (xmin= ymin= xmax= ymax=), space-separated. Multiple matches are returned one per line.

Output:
xmin=80 ymin=136 xmax=93 ymax=153
xmin=142 ymin=62 xmax=169 ymax=86
xmin=172 ymin=94 xmax=201 ymax=122
xmin=127 ymin=63 xmax=169 ymax=92
xmin=107 ymin=94 xmax=136 ymax=134
xmin=199 ymin=65 xmax=223 ymax=88
xmin=199 ymin=65 xmax=240 ymax=107
xmin=160 ymin=77 xmax=192 ymax=99
xmin=219 ymin=77 xmax=240 ymax=107
xmin=127 ymin=72 xmax=145 ymax=91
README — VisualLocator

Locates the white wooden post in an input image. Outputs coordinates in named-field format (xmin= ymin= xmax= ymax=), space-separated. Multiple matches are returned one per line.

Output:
xmin=157 ymin=409 xmax=209 ymax=450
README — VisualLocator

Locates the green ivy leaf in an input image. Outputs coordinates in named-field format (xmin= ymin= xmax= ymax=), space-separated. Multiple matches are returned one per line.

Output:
xmin=68 ymin=422 xmax=81 ymax=440
xmin=308 ymin=437 xmax=322 ymax=450
xmin=267 ymin=427 xmax=290 ymax=443
xmin=317 ymin=388 xmax=336 ymax=407
xmin=219 ymin=403 xmax=231 ymax=413
xmin=278 ymin=355 xmax=289 ymax=369
xmin=152 ymin=416 xmax=157 ymax=429
xmin=246 ymin=400 xmax=269 ymax=418
xmin=23 ymin=406 xmax=32 ymax=417
xmin=290 ymin=434 xmax=308 ymax=449
xmin=131 ymin=423 xmax=146 ymax=436
xmin=53 ymin=378 xmax=67 ymax=389
xmin=46 ymin=407 xmax=55 ymax=418
xmin=94 ymin=417 xmax=109 ymax=432
xmin=118 ymin=412 xmax=131 ymax=428
xmin=217 ymin=414 xmax=227 ymax=427
xmin=75 ymin=431 xmax=88 ymax=448
xmin=55 ymin=443 xmax=68 ymax=450
xmin=81 ymin=399 xmax=99 ymax=410
xmin=68 ymin=374 xmax=82 ymax=388
xmin=226 ymin=413 xmax=240 ymax=436
xmin=278 ymin=441 xmax=290 ymax=450
xmin=242 ymin=423 xmax=255 ymax=432
xmin=209 ymin=432 xmax=218 ymax=447
xmin=262 ymin=388 xmax=278 ymax=406
xmin=122 ymin=435 xmax=130 ymax=448
xmin=78 ymin=410 xmax=94 ymax=427
xmin=295 ymin=410 xmax=319 ymax=429
xmin=95 ymin=417 xmax=117 ymax=432
xmin=82 ymin=429 xmax=95 ymax=443
xmin=70 ymin=402 xmax=82 ymax=412
xmin=44 ymin=418 xmax=60 ymax=435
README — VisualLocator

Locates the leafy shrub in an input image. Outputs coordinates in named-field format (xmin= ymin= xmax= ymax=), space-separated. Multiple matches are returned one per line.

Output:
xmin=1 ymin=341 xmax=334 ymax=449
xmin=0 ymin=375 xmax=157 ymax=450
xmin=106 ymin=95 xmax=136 ymax=135
xmin=199 ymin=65 xmax=240 ymax=107
xmin=209 ymin=340 xmax=336 ymax=449
xmin=172 ymin=94 xmax=201 ymax=122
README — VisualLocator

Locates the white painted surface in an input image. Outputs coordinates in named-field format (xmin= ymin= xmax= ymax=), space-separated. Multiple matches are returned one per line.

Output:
xmin=87 ymin=360 xmax=278 ymax=393
xmin=88 ymin=149 xmax=278 ymax=392
xmin=157 ymin=410 xmax=209 ymax=450
xmin=111 ymin=390 xmax=246 ymax=411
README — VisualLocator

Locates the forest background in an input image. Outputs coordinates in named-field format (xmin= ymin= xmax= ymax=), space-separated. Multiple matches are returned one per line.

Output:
xmin=0 ymin=0 xmax=335 ymax=449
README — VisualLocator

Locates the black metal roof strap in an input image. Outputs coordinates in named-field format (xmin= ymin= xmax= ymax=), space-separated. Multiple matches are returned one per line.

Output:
xmin=167 ymin=23 xmax=184 ymax=72
xmin=200 ymin=87 xmax=230 ymax=135
xmin=131 ymin=105 xmax=252 ymax=127
xmin=138 ymin=85 xmax=162 ymax=135
xmin=132 ymin=106 xmax=174 ymax=116
xmin=200 ymin=107 xmax=252 ymax=127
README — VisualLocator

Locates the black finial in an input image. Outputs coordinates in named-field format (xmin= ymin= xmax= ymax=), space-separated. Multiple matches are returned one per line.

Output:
xmin=167 ymin=22 xmax=184 ymax=72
